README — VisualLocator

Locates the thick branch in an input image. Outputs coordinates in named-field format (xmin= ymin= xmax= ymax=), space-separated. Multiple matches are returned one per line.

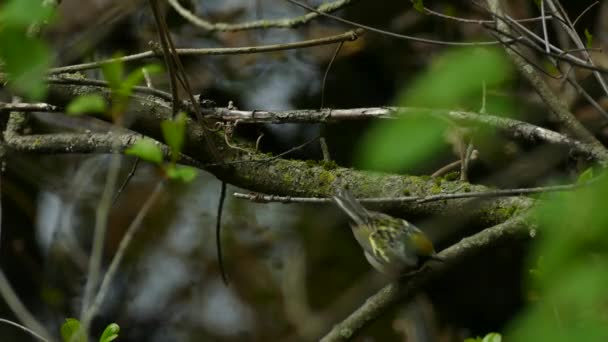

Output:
xmin=40 ymin=80 xmax=533 ymax=226
xmin=199 ymin=106 xmax=605 ymax=163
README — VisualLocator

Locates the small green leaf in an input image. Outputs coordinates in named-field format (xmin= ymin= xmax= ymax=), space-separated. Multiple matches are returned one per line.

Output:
xmin=66 ymin=94 xmax=107 ymax=115
xmin=101 ymin=55 xmax=124 ymax=92
xmin=61 ymin=318 xmax=87 ymax=342
xmin=161 ymin=112 xmax=187 ymax=159
xmin=577 ymin=167 xmax=594 ymax=184
xmin=166 ymin=165 xmax=198 ymax=182
xmin=412 ymin=0 xmax=424 ymax=13
xmin=125 ymin=138 xmax=163 ymax=164
xmin=482 ymin=332 xmax=502 ymax=342
xmin=99 ymin=323 xmax=120 ymax=342
xmin=119 ymin=64 xmax=162 ymax=99
xmin=464 ymin=338 xmax=482 ymax=342
xmin=584 ymin=29 xmax=593 ymax=48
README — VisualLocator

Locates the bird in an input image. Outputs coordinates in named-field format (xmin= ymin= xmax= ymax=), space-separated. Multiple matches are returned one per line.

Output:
xmin=332 ymin=188 xmax=442 ymax=276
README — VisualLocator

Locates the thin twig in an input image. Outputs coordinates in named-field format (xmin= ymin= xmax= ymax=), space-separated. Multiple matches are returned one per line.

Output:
xmin=572 ymin=1 xmax=599 ymax=27
xmin=112 ymin=157 xmax=140 ymax=206
xmin=47 ymin=30 xmax=364 ymax=75
xmin=233 ymin=179 xmax=595 ymax=204
xmin=0 ymin=102 xmax=60 ymax=112
xmin=460 ymin=142 xmax=475 ymax=182
xmin=320 ymin=42 xmax=344 ymax=109
xmin=216 ymin=181 xmax=229 ymax=285
xmin=168 ymin=0 xmax=357 ymax=32
xmin=285 ymin=0 xmax=507 ymax=46
xmin=0 ymin=318 xmax=49 ymax=342
xmin=79 ymin=153 xmax=122 ymax=322
xmin=0 ymin=271 xmax=53 ymax=341
xmin=431 ymin=159 xmax=461 ymax=178
xmin=83 ymin=181 xmax=164 ymax=326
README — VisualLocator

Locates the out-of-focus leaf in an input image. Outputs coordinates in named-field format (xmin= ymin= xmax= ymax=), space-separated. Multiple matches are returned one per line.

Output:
xmin=99 ymin=323 xmax=120 ymax=342
xmin=577 ymin=167 xmax=593 ymax=184
xmin=0 ymin=27 xmax=50 ymax=99
xmin=509 ymin=171 xmax=608 ymax=340
xmin=358 ymin=47 xmax=510 ymax=171
xmin=412 ymin=0 xmax=424 ymax=13
xmin=0 ymin=0 xmax=54 ymax=27
xmin=481 ymin=332 xmax=502 ymax=342
xmin=357 ymin=110 xmax=449 ymax=171
xmin=404 ymin=48 xmax=510 ymax=109
xmin=166 ymin=165 xmax=198 ymax=182
xmin=119 ymin=64 xmax=162 ymax=98
xmin=61 ymin=318 xmax=87 ymax=342
xmin=161 ymin=112 xmax=187 ymax=159
xmin=358 ymin=48 xmax=509 ymax=171
xmin=66 ymin=94 xmax=107 ymax=115
xmin=584 ymin=29 xmax=593 ymax=48
xmin=125 ymin=139 xmax=163 ymax=165
xmin=101 ymin=56 xmax=124 ymax=92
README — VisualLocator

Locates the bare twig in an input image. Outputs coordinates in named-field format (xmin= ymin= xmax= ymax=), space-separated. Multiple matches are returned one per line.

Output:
xmin=0 ymin=102 xmax=60 ymax=112
xmin=216 ymin=181 xmax=229 ymax=285
xmin=0 ymin=270 xmax=53 ymax=341
xmin=47 ymin=30 xmax=364 ymax=75
xmin=82 ymin=181 xmax=164 ymax=325
xmin=0 ymin=318 xmax=50 ymax=342
xmin=233 ymin=179 xmax=594 ymax=204
xmin=169 ymin=0 xmax=357 ymax=32
xmin=285 ymin=0 xmax=506 ymax=46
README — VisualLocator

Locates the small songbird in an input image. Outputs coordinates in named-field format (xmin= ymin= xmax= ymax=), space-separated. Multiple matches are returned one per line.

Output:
xmin=333 ymin=188 xmax=442 ymax=275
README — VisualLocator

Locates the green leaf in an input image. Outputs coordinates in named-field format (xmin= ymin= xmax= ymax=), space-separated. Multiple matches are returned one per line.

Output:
xmin=0 ymin=27 xmax=50 ymax=99
xmin=61 ymin=318 xmax=87 ymax=342
xmin=125 ymin=138 xmax=163 ymax=164
xmin=101 ymin=55 xmax=125 ymax=92
xmin=166 ymin=165 xmax=198 ymax=182
xmin=412 ymin=0 xmax=424 ymax=13
xmin=357 ymin=47 xmax=510 ymax=171
xmin=99 ymin=323 xmax=120 ymax=342
xmin=404 ymin=48 xmax=510 ymax=109
xmin=0 ymin=0 xmax=55 ymax=27
xmin=464 ymin=338 xmax=482 ymax=342
xmin=481 ymin=332 xmax=502 ymax=342
xmin=584 ymin=29 xmax=593 ymax=49
xmin=119 ymin=64 xmax=162 ymax=99
xmin=66 ymin=94 xmax=107 ymax=115
xmin=577 ymin=167 xmax=593 ymax=184
xmin=161 ymin=112 xmax=187 ymax=159
xmin=509 ymin=171 xmax=608 ymax=341
xmin=357 ymin=109 xmax=449 ymax=171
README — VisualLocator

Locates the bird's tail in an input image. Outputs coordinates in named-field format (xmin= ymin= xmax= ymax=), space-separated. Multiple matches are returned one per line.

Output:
xmin=332 ymin=188 xmax=369 ymax=226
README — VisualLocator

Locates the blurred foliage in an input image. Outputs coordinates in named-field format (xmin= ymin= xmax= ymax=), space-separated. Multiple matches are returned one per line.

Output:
xmin=0 ymin=0 xmax=54 ymax=99
xmin=507 ymin=171 xmax=608 ymax=341
xmin=66 ymin=94 xmax=108 ymax=115
xmin=125 ymin=138 xmax=163 ymax=164
xmin=357 ymin=47 xmax=512 ymax=172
